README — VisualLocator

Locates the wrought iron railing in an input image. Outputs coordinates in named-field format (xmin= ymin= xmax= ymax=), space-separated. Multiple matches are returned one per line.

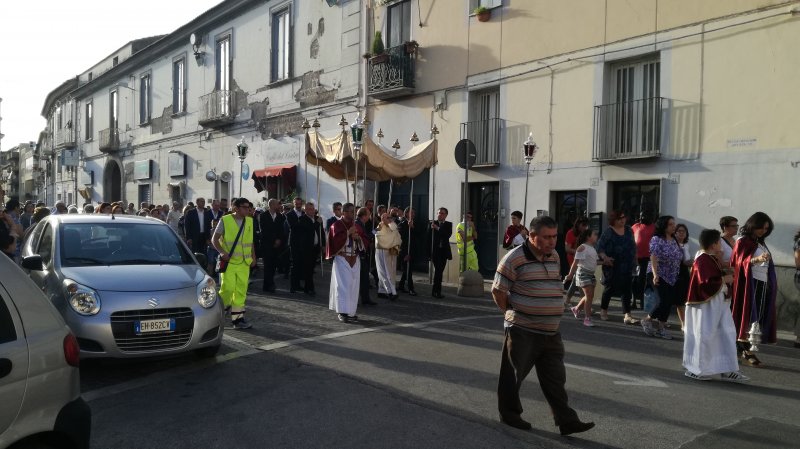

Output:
xmin=199 ymin=90 xmax=235 ymax=126
xmin=99 ymin=128 xmax=120 ymax=152
xmin=460 ymin=118 xmax=503 ymax=166
xmin=593 ymin=97 xmax=665 ymax=161
xmin=368 ymin=45 xmax=416 ymax=98
xmin=54 ymin=129 xmax=76 ymax=148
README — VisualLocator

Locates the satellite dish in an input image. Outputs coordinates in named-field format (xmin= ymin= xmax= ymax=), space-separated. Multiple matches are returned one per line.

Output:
xmin=189 ymin=33 xmax=197 ymax=46
xmin=205 ymin=170 xmax=217 ymax=182
xmin=220 ymin=171 xmax=232 ymax=182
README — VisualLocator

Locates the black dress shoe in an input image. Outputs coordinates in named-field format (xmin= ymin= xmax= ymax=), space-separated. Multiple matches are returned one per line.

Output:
xmin=500 ymin=415 xmax=532 ymax=430
xmin=433 ymin=293 xmax=445 ymax=299
xmin=349 ymin=315 xmax=359 ymax=323
xmin=389 ymin=294 xmax=398 ymax=301
xmin=408 ymin=290 xmax=417 ymax=296
xmin=262 ymin=287 xmax=276 ymax=293
xmin=398 ymin=287 xmax=408 ymax=293
xmin=305 ymin=290 xmax=315 ymax=296
xmin=377 ymin=293 xmax=388 ymax=299
xmin=337 ymin=314 xmax=350 ymax=323
xmin=559 ymin=420 xmax=595 ymax=436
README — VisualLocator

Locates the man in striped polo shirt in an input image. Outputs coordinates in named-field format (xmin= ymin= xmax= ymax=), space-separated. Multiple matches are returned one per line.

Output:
xmin=493 ymin=215 xmax=595 ymax=435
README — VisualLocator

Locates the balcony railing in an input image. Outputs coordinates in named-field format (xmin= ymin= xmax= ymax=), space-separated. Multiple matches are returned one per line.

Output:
xmin=593 ymin=97 xmax=665 ymax=161
xmin=460 ymin=118 xmax=503 ymax=166
xmin=54 ymin=128 xmax=76 ymax=149
xmin=99 ymin=128 xmax=120 ymax=153
xmin=198 ymin=90 xmax=236 ymax=127
xmin=368 ymin=45 xmax=416 ymax=100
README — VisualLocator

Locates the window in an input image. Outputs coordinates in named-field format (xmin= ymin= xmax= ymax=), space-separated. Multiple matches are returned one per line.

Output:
xmin=112 ymin=56 xmax=119 ymax=66
xmin=465 ymin=88 xmax=501 ymax=165
xmin=172 ymin=58 xmax=185 ymax=114
xmin=56 ymin=106 xmax=63 ymax=130
xmin=88 ymin=72 xmax=93 ymax=82
xmin=110 ymin=90 xmax=118 ymax=129
xmin=37 ymin=224 xmax=53 ymax=266
xmin=215 ymin=34 xmax=232 ymax=116
xmin=387 ymin=1 xmax=410 ymax=48
xmin=469 ymin=0 xmax=502 ymax=11
xmin=271 ymin=7 xmax=291 ymax=81
xmin=0 ymin=295 xmax=17 ymax=344
xmin=85 ymin=101 xmax=93 ymax=140
xmin=139 ymin=73 xmax=151 ymax=125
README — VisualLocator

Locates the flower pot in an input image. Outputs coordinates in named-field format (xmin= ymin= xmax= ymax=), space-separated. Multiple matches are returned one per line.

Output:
xmin=370 ymin=53 xmax=389 ymax=64
xmin=477 ymin=10 xmax=491 ymax=22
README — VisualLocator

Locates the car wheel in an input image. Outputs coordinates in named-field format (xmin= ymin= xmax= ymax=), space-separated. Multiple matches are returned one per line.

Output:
xmin=194 ymin=344 xmax=221 ymax=359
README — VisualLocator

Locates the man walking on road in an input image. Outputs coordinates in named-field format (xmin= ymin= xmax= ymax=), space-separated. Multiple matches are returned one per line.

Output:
xmin=492 ymin=215 xmax=595 ymax=435
xmin=259 ymin=198 xmax=285 ymax=293
xmin=427 ymin=207 xmax=452 ymax=298
xmin=212 ymin=198 xmax=257 ymax=329
xmin=327 ymin=203 xmax=368 ymax=323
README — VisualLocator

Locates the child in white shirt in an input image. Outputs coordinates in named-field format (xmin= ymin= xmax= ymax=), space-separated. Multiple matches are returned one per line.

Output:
xmin=565 ymin=229 xmax=599 ymax=327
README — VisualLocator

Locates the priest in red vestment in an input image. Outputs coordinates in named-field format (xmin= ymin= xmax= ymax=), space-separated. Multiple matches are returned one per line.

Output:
xmin=327 ymin=203 xmax=368 ymax=323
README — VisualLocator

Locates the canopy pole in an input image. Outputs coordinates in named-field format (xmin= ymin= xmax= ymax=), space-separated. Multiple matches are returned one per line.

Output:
xmin=429 ymin=138 xmax=437 ymax=285
xmin=407 ymin=179 xmax=414 ymax=289
xmin=345 ymin=164 xmax=350 ymax=204
xmin=317 ymin=157 xmax=323 ymax=277
xmin=304 ymin=155 xmax=308 ymax=201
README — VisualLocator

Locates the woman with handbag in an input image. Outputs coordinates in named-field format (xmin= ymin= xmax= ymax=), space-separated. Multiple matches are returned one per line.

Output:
xmin=597 ymin=210 xmax=637 ymax=323
xmin=640 ymin=215 xmax=684 ymax=340
xmin=375 ymin=212 xmax=402 ymax=301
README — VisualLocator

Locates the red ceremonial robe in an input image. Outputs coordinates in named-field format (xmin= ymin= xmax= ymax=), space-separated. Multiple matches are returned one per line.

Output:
xmin=326 ymin=218 xmax=367 ymax=260
xmin=686 ymin=252 xmax=725 ymax=305
xmin=503 ymin=225 xmax=523 ymax=249
xmin=730 ymin=236 xmax=777 ymax=343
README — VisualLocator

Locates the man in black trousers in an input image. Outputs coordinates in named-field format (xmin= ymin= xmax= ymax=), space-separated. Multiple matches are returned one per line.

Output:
xmin=286 ymin=197 xmax=307 ymax=292
xmin=356 ymin=207 xmax=377 ymax=305
xmin=299 ymin=201 xmax=325 ymax=295
xmin=427 ymin=207 xmax=453 ymax=298
xmin=184 ymin=197 xmax=210 ymax=254
xmin=259 ymin=198 xmax=285 ymax=293
xmin=397 ymin=206 xmax=417 ymax=296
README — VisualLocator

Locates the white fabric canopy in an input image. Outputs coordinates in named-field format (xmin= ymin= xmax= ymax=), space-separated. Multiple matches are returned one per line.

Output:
xmin=304 ymin=130 xmax=437 ymax=182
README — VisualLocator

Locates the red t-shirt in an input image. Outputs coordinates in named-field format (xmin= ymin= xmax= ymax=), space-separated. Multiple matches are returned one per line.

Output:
xmin=632 ymin=222 xmax=655 ymax=259
xmin=565 ymin=229 xmax=578 ymax=266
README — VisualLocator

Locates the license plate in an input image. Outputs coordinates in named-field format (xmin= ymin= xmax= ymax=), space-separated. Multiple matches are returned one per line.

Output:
xmin=135 ymin=318 xmax=175 ymax=334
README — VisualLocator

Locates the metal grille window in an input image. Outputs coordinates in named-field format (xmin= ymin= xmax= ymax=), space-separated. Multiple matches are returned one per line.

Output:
xmin=172 ymin=58 xmax=185 ymax=114
xmin=594 ymin=56 xmax=662 ymax=160
xmin=109 ymin=90 xmax=118 ymax=129
xmin=85 ymin=101 xmax=93 ymax=140
xmin=271 ymin=7 xmax=291 ymax=81
xmin=464 ymin=88 xmax=501 ymax=166
xmin=215 ymin=35 xmax=231 ymax=115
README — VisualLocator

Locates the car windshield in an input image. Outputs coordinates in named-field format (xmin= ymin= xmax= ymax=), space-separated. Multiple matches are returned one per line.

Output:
xmin=60 ymin=222 xmax=194 ymax=267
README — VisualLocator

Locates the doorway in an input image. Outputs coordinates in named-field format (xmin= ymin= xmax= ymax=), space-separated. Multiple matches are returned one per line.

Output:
xmin=610 ymin=181 xmax=660 ymax=227
xmin=103 ymin=160 xmax=122 ymax=203
xmin=553 ymin=190 xmax=588 ymax=276
xmin=464 ymin=181 xmax=499 ymax=278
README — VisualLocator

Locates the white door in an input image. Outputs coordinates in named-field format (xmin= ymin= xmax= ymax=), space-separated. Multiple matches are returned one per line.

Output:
xmin=0 ymin=288 xmax=28 ymax=436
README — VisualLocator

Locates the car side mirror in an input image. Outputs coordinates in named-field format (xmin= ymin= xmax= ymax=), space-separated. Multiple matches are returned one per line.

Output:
xmin=194 ymin=253 xmax=207 ymax=267
xmin=21 ymin=255 xmax=43 ymax=271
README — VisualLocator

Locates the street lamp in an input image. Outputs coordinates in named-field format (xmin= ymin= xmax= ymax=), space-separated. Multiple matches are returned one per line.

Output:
xmin=522 ymin=132 xmax=538 ymax=223
xmin=236 ymin=137 xmax=248 ymax=198
xmin=350 ymin=113 xmax=364 ymax=206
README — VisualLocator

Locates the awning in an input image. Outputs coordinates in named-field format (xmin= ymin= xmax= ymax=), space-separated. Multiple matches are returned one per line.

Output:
xmin=251 ymin=164 xmax=297 ymax=193
xmin=78 ymin=187 xmax=92 ymax=200
xmin=304 ymin=130 xmax=437 ymax=183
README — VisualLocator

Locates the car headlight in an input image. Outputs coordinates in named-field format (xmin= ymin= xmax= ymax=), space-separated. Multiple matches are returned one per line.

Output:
xmin=197 ymin=277 xmax=217 ymax=309
xmin=63 ymin=279 xmax=101 ymax=316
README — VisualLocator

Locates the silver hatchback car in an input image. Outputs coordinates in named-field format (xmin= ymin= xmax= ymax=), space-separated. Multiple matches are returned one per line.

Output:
xmin=21 ymin=214 xmax=224 ymax=359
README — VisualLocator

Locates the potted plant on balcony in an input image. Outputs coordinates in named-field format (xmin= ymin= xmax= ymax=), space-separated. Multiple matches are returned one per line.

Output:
xmin=474 ymin=6 xmax=491 ymax=22
xmin=370 ymin=31 xmax=389 ymax=63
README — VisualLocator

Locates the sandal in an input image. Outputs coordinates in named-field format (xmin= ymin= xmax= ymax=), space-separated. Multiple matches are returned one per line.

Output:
xmin=741 ymin=351 xmax=762 ymax=367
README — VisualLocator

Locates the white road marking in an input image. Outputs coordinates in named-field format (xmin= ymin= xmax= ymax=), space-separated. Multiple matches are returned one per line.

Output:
xmin=565 ymin=362 xmax=669 ymax=387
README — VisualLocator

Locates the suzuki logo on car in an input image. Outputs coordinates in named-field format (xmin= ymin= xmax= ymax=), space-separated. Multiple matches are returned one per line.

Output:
xmin=148 ymin=298 xmax=159 ymax=308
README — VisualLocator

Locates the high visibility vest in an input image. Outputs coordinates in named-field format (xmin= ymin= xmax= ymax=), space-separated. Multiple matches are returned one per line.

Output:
xmin=455 ymin=222 xmax=475 ymax=253
xmin=220 ymin=214 xmax=253 ymax=265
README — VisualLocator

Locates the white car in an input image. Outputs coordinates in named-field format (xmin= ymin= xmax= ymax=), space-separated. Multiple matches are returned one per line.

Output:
xmin=0 ymin=252 xmax=91 ymax=449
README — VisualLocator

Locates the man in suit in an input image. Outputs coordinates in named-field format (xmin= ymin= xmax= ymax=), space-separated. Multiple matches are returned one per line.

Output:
xmin=185 ymin=197 xmax=209 ymax=254
xmin=286 ymin=197 xmax=306 ymax=292
xmin=427 ymin=207 xmax=453 ymax=298
xmin=326 ymin=202 xmax=342 ymax=232
xmin=296 ymin=201 xmax=325 ymax=295
xmin=259 ymin=198 xmax=286 ymax=293
xmin=397 ymin=206 xmax=418 ymax=296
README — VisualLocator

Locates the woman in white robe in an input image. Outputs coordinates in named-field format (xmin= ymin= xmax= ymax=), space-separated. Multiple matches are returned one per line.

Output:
xmin=375 ymin=213 xmax=402 ymax=300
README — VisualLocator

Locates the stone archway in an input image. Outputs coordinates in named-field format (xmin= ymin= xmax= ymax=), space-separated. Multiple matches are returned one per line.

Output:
xmin=103 ymin=160 xmax=122 ymax=202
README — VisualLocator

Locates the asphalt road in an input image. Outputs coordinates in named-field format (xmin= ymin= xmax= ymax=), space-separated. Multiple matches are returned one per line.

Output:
xmin=81 ymin=270 xmax=800 ymax=449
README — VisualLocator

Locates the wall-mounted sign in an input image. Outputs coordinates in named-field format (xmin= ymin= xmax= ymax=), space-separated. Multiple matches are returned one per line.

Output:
xmin=60 ymin=148 xmax=79 ymax=167
xmin=168 ymin=152 xmax=187 ymax=177
xmin=81 ymin=169 xmax=94 ymax=186
xmin=134 ymin=159 xmax=153 ymax=180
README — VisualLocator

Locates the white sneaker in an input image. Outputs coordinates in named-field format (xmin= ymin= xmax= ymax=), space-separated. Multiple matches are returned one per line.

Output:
xmin=684 ymin=371 xmax=711 ymax=381
xmin=657 ymin=327 xmax=673 ymax=340
xmin=719 ymin=371 xmax=750 ymax=383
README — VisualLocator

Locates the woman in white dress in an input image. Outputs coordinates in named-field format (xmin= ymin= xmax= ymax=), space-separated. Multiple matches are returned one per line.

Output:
xmin=375 ymin=213 xmax=402 ymax=301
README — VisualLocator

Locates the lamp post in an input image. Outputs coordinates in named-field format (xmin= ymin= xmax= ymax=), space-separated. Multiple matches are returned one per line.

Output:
xmin=522 ymin=132 xmax=538 ymax=223
xmin=236 ymin=137 xmax=248 ymax=198
xmin=350 ymin=113 xmax=364 ymax=206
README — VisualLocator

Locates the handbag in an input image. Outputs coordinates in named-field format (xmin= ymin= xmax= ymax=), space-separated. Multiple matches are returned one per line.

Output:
xmin=215 ymin=218 xmax=246 ymax=273
xmin=644 ymin=285 xmax=660 ymax=315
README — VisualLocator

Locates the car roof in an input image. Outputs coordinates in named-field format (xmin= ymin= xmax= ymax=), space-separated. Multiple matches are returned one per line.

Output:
xmin=45 ymin=214 xmax=166 ymax=226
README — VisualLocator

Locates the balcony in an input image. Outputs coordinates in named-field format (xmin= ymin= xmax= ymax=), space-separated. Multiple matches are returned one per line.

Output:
xmin=99 ymin=128 xmax=120 ymax=153
xmin=54 ymin=128 xmax=76 ymax=149
xmin=368 ymin=45 xmax=416 ymax=100
xmin=198 ymin=90 xmax=236 ymax=128
xmin=593 ymin=97 xmax=665 ymax=161
xmin=460 ymin=118 xmax=503 ymax=166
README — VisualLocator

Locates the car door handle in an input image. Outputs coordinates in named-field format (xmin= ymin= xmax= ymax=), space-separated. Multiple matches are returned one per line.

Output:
xmin=0 ymin=358 xmax=11 ymax=379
